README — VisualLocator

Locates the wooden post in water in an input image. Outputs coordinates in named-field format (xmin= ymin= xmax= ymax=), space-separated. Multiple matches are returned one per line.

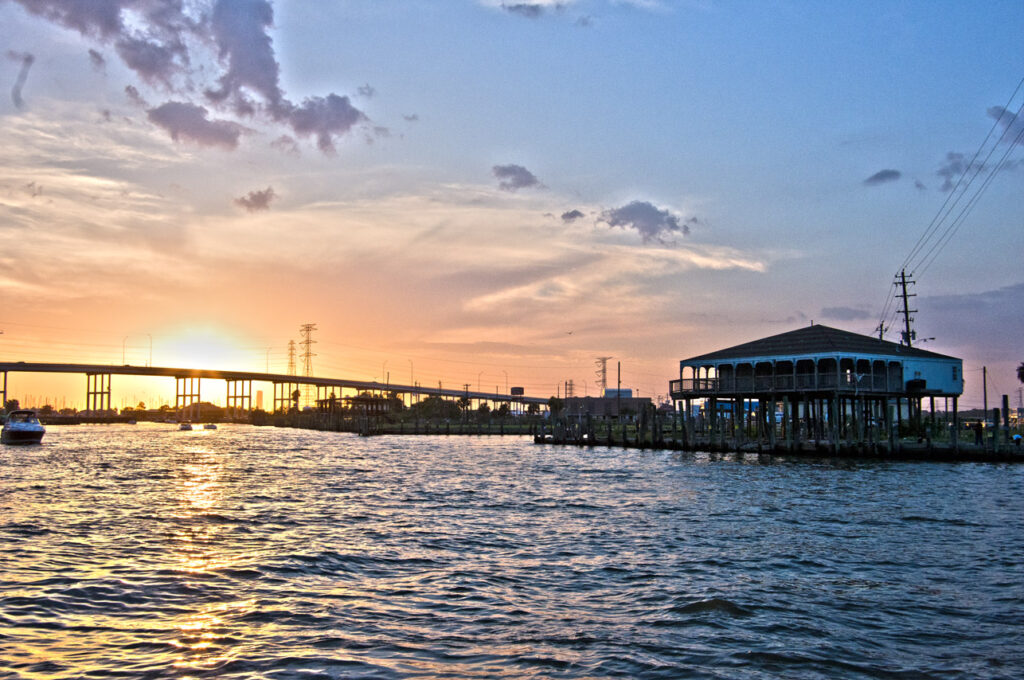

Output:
xmin=1003 ymin=394 xmax=1011 ymax=447
xmin=951 ymin=396 xmax=959 ymax=451
xmin=888 ymin=403 xmax=897 ymax=453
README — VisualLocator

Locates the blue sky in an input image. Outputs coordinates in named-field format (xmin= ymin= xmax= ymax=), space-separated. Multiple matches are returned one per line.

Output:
xmin=1 ymin=0 xmax=1022 ymax=408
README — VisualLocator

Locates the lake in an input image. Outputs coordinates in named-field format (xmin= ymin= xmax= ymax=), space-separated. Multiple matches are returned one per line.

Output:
xmin=2 ymin=424 xmax=1022 ymax=678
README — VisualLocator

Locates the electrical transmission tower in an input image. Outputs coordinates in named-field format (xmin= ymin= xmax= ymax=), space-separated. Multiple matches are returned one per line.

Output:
xmin=595 ymin=356 xmax=612 ymax=395
xmin=565 ymin=380 xmax=575 ymax=399
xmin=896 ymin=269 xmax=918 ymax=346
xmin=299 ymin=323 xmax=317 ymax=407
xmin=287 ymin=340 xmax=296 ymax=376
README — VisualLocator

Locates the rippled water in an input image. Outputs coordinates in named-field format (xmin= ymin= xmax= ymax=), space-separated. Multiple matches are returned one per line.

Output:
xmin=2 ymin=424 xmax=1023 ymax=679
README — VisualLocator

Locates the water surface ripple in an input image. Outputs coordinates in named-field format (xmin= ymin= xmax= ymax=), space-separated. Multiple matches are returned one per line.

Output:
xmin=2 ymin=424 xmax=1022 ymax=678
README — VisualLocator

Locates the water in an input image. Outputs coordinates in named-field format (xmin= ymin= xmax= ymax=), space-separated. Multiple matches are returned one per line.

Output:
xmin=2 ymin=424 xmax=1023 ymax=679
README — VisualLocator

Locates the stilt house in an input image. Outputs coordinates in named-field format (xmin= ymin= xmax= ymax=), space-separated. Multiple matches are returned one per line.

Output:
xmin=669 ymin=324 xmax=964 ymax=445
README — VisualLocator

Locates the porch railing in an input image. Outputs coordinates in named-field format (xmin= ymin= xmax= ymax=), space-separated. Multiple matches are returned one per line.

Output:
xmin=669 ymin=373 xmax=902 ymax=398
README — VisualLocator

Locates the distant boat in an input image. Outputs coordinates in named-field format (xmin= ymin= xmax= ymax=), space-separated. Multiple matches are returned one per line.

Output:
xmin=203 ymin=423 xmax=217 ymax=430
xmin=179 ymin=422 xmax=193 ymax=431
xmin=2 ymin=410 xmax=46 ymax=445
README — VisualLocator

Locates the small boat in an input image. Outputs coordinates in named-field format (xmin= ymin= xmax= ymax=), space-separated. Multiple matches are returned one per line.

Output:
xmin=203 ymin=423 xmax=217 ymax=430
xmin=179 ymin=422 xmax=193 ymax=431
xmin=2 ymin=410 xmax=46 ymax=445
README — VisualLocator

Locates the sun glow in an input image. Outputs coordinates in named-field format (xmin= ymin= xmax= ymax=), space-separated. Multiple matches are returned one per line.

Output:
xmin=158 ymin=325 xmax=254 ymax=372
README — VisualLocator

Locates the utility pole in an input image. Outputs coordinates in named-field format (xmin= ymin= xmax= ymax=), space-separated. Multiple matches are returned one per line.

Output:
xmin=299 ymin=323 xmax=317 ymax=408
xmin=896 ymin=269 xmax=917 ymax=347
xmin=617 ymin=361 xmax=621 ymax=422
xmin=300 ymin=324 xmax=317 ymax=377
xmin=287 ymin=339 xmax=296 ymax=376
xmin=983 ymin=366 xmax=988 ymax=417
xmin=595 ymin=356 xmax=612 ymax=395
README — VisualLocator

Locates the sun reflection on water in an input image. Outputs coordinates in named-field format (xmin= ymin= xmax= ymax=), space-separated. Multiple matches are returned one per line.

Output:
xmin=170 ymin=445 xmax=252 ymax=674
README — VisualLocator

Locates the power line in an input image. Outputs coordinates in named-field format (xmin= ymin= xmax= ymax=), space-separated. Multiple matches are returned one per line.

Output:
xmin=877 ymin=75 xmax=1024 ymax=336
xmin=916 ymin=121 xmax=1024 ymax=277
xmin=897 ymin=76 xmax=1024 ymax=275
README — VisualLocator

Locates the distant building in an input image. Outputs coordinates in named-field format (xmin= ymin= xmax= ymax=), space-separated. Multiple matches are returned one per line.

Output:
xmin=565 ymin=394 xmax=651 ymax=419
xmin=602 ymin=388 xmax=633 ymax=399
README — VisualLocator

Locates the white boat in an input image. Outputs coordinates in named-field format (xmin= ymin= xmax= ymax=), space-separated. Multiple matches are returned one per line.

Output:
xmin=2 ymin=410 xmax=46 ymax=445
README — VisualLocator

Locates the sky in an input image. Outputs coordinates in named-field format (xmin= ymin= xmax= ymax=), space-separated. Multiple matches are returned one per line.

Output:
xmin=1 ymin=0 xmax=1022 ymax=410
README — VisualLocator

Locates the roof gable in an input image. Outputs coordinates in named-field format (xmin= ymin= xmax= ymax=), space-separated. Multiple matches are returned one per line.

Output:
xmin=682 ymin=325 xmax=958 ymax=363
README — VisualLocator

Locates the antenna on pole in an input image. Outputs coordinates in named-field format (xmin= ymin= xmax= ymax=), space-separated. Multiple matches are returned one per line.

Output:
xmin=896 ymin=269 xmax=917 ymax=346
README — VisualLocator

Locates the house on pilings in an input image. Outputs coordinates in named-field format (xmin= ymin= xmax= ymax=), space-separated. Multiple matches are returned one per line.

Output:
xmin=668 ymin=324 xmax=964 ymax=452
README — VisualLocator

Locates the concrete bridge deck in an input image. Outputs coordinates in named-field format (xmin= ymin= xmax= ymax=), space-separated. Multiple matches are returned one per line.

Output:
xmin=0 ymin=362 xmax=548 ymax=407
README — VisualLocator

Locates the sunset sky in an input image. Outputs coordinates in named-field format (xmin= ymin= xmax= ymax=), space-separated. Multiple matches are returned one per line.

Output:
xmin=1 ymin=0 xmax=1022 ymax=409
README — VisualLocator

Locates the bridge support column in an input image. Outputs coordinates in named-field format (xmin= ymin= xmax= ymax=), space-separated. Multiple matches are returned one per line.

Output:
xmin=1 ymin=372 xmax=6 ymax=409
xmin=86 ymin=373 xmax=112 ymax=413
xmin=225 ymin=379 xmax=252 ymax=420
xmin=273 ymin=382 xmax=299 ymax=413
xmin=176 ymin=377 xmax=201 ymax=422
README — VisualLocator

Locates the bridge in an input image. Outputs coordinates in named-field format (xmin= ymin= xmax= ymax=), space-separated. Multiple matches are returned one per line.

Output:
xmin=0 ymin=362 xmax=548 ymax=413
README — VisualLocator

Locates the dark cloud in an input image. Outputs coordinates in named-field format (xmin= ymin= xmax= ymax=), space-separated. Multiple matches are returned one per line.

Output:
xmin=502 ymin=3 xmax=546 ymax=18
xmin=936 ymin=152 xmax=979 ymax=192
xmin=234 ymin=186 xmax=276 ymax=212
xmin=206 ymin=0 xmax=284 ymax=111
xmin=935 ymin=149 xmax=1023 ymax=193
xmin=599 ymin=201 xmax=693 ymax=244
xmin=203 ymin=0 xmax=369 ymax=149
xmin=988 ymin=105 xmax=1024 ymax=144
xmin=821 ymin=306 xmax=872 ymax=321
xmin=115 ymin=36 xmax=183 ymax=86
xmin=88 ymin=48 xmax=106 ymax=70
xmin=287 ymin=94 xmax=366 ymax=154
xmin=493 ymin=164 xmax=542 ymax=191
xmin=12 ymin=0 xmax=195 ymax=87
xmin=561 ymin=209 xmax=585 ymax=222
xmin=11 ymin=0 xmax=127 ymax=39
xmin=863 ymin=169 xmax=901 ymax=186
xmin=125 ymin=84 xmax=148 ymax=107
xmin=357 ymin=83 xmax=375 ymax=98
xmin=147 ymin=101 xmax=242 ymax=149
xmin=7 ymin=50 xmax=35 ymax=109
xmin=14 ymin=0 xmax=370 ymax=155
xmin=271 ymin=134 xmax=300 ymax=155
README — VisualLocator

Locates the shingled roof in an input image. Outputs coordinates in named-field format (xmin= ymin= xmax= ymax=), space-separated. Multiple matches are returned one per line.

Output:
xmin=682 ymin=325 xmax=957 ymax=363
